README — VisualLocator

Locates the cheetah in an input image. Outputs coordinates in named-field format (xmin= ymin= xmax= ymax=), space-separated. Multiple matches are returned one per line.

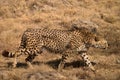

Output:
xmin=2 ymin=27 xmax=108 ymax=72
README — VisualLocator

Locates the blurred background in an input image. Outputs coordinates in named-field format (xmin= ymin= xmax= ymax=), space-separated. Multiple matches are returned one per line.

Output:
xmin=0 ymin=0 xmax=119 ymax=80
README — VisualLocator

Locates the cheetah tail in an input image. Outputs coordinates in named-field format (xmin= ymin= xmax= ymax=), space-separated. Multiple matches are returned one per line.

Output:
xmin=2 ymin=50 xmax=15 ymax=58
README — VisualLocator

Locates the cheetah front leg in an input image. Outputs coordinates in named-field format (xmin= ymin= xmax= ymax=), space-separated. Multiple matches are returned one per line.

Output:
xmin=80 ymin=52 xmax=95 ymax=72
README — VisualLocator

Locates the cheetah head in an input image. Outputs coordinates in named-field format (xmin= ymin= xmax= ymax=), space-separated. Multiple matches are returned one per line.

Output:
xmin=91 ymin=36 xmax=108 ymax=49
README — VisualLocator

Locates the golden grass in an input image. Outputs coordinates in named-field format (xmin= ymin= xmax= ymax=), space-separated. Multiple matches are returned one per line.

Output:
xmin=0 ymin=0 xmax=120 ymax=80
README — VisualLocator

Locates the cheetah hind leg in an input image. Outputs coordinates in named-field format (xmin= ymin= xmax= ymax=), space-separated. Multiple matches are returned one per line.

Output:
xmin=58 ymin=59 xmax=66 ymax=72
xmin=25 ymin=54 xmax=37 ymax=69
xmin=58 ymin=53 xmax=68 ymax=72
xmin=13 ymin=52 xmax=17 ymax=68
xmin=12 ymin=48 xmax=25 ymax=68
xmin=12 ymin=51 xmax=21 ymax=68
xmin=80 ymin=52 xmax=96 ymax=72
xmin=26 ymin=62 xmax=33 ymax=69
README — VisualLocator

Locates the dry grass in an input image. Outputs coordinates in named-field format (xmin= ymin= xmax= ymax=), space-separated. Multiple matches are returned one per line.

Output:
xmin=0 ymin=0 xmax=120 ymax=80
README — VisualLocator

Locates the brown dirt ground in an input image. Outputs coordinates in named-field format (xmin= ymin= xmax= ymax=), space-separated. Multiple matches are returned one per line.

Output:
xmin=0 ymin=0 xmax=120 ymax=80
